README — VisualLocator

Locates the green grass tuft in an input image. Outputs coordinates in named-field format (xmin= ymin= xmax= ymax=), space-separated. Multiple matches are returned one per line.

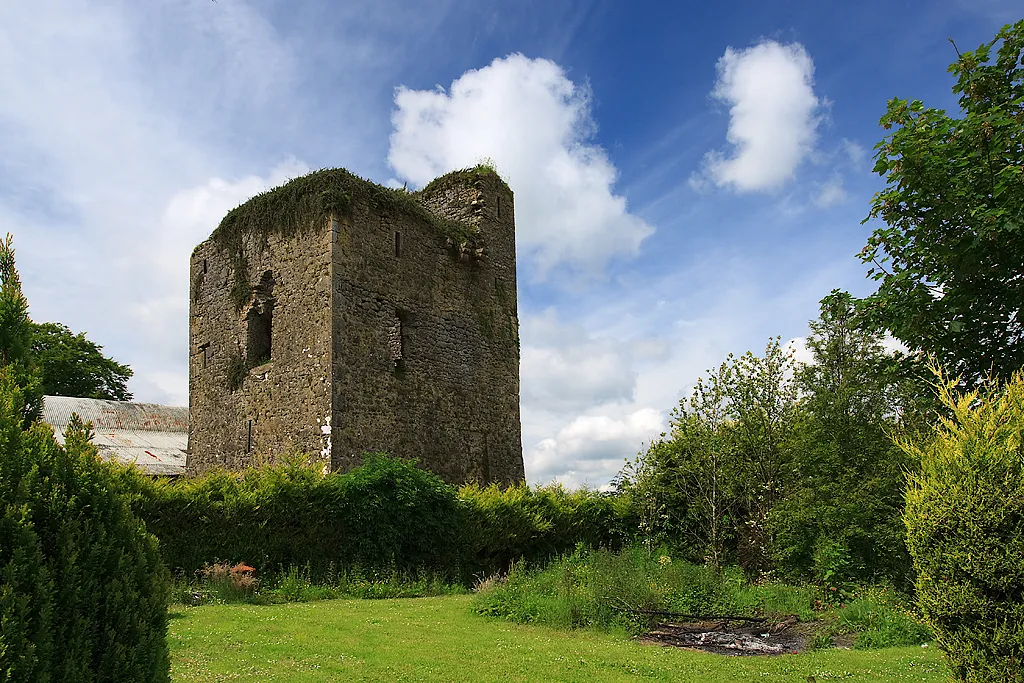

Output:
xmin=837 ymin=587 xmax=933 ymax=649
xmin=474 ymin=546 xmax=816 ymax=634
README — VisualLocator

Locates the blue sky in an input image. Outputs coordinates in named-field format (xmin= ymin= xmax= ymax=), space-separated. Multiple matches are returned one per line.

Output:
xmin=3 ymin=0 xmax=1019 ymax=485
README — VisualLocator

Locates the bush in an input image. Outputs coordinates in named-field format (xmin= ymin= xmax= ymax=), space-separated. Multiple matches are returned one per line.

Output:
xmin=901 ymin=369 xmax=1024 ymax=681
xmin=127 ymin=453 xmax=466 ymax=581
xmin=121 ymin=457 xmax=633 ymax=583
xmin=459 ymin=483 xmax=631 ymax=576
xmin=0 ymin=372 xmax=170 ymax=682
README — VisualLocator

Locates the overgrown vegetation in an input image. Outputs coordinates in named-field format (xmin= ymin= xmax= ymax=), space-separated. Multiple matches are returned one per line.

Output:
xmin=224 ymin=348 xmax=248 ymax=391
xmin=835 ymin=588 xmax=933 ymax=650
xmin=419 ymin=162 xmax=510 ymax=197
xmin=461 ymin=482 xmax=631 ymax=574
xmin=173 ymin=561 xmax=465 ymax=606
xmin=474 ymin=547 xmax=934 ymax=653
xmin=120 ymin=454 xmax=465 ymax=580
xmin=112 ymin=454 xmax=627 ymax=583
xmin=619 ymin=292 xmax=918 ymax=587
xmin=209 ymin=165 xmax=506 ymax=312
xmin=474 ymin=546 xmax=817 ymax=634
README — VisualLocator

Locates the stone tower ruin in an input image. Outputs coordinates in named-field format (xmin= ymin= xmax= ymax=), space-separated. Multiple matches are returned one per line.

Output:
xmin=187 ymin=166 xmax=524 ymax=485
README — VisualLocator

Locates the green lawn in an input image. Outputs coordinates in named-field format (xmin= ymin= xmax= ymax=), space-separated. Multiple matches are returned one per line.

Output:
xmin=169 ymin=596 xmax=950 ymax=682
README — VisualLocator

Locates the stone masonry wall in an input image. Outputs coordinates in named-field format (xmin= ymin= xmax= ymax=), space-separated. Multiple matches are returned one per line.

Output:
xmin=188 ymin=168 xmax=524 ymax=485
xmin=188 ymin=222 xmax=333 ymax=474
xmin=330 ymin=171 xmax=523 ymax=484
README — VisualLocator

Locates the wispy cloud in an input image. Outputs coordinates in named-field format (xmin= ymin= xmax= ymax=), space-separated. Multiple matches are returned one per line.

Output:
xmin=814 ymin=174 xmax=848 ymax=208
xmin=0 ymin=1 xmax=320 ymax=404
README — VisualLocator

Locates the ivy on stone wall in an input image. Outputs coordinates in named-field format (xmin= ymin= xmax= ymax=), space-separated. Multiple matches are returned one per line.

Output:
xmin=204 ymin=166 xmax=504 ymax=307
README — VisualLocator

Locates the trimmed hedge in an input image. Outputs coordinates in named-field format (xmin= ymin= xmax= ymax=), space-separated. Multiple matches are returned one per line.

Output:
xmin=117 ymin=455 xmax=630 ymax=582
xmin=0 ymin=374 xmax=170 ymax=682
xmin=460 ymin=483 xmax=633 ymax=575
xmin=902 ymin=370 xmax=1024 ymax=682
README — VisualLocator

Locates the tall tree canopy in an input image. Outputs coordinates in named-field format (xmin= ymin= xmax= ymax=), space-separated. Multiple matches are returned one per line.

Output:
xmin=859 ymin=20 xmax=1024 ymax=386
xmin=30 ymin=322 xmax=133 ymax=401
xmin=771 ymin=290 xmax=916 ymax=585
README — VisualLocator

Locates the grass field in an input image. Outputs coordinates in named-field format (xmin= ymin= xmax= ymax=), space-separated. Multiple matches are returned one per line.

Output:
xmin=168 ymin=596 xmax=950 ymax=682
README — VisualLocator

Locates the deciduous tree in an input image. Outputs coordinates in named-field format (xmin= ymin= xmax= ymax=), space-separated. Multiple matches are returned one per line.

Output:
xmin=770 ymin=291 xmax=915 ymax=585
xmin=30 ymin=322 xmax=133 ymax=401
xmin=859 ymin=21 xmax=1024 ymax=386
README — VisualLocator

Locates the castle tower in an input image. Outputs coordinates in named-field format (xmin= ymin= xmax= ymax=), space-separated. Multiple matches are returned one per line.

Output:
xmin=187 ymin=167 xmax=524 ymax=485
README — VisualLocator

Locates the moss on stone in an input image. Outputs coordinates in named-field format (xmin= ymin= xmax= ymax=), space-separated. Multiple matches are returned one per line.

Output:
xmin=211 ymin=168 xmax=482 ymax=254
xmin=418 ymin=164 xmax=510 ymax=197
xmin=205 ymin=168 xmax=486 ymax=300
xmin=225 ymin=349 xmax=247 ymax=392
xmin=192 ymin=268 xmax=206 ymax=304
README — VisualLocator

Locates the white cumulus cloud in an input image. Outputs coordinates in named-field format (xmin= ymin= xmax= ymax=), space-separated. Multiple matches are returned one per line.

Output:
xmin=387 ymin=53 xmax=653 ymax=274
xmin=519 ymin=309 xmax=638 ymax=413
xmin=695 ymin=40 xmax=822 ymax=193
xmin=528 ymin=408 xmax=665 ymax=486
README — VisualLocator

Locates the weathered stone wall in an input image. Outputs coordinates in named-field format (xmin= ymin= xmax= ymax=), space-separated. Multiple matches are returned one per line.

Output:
xmin=188 ymin=222 xmax=333 ymax=474
xmin=188 ymin=167 xmax=524 ymax=485
xmin=331 ymin=170 xmax=523 ymax=484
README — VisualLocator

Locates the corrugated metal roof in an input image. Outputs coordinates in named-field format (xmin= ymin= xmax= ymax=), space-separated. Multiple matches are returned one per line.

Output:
xmin=42 ymin=396 xmax=188 ymax=476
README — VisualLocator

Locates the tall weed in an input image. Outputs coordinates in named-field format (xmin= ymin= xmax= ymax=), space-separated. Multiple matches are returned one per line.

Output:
xmin=474 ymin=546 xmax=815 ymax=634
xmin=837 ymin=587 xmax=932 ymax=649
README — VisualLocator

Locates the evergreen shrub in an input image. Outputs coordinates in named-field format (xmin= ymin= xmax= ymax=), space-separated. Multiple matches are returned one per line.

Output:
xmin=0 ymin=373 xmax=170 ymax=682
xmin=902 ymin=369 xmax=1024 ymax=681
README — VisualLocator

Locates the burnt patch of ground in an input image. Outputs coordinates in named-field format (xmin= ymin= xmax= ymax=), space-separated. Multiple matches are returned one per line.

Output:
xmin=640 ymin=616 xmax=819 ymax=656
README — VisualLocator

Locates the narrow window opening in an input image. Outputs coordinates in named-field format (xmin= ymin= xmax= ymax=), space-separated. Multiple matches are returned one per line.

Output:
xmin=199 ymin=343 xmax=210 ymax=369
xmin=202 ymin=259 xmax=208 ymax=274
xmin=246 ymin=420 xmax=253 ymax=453
xmin=389 ymin=309 xmax=410 ymax=373
xmin=387 ymin=315 xmax=403 ymax=372
xmin=246 ymin=271 xmax=275 ymax=366
xmin=395 ymin=231 xmax=402 ymax=257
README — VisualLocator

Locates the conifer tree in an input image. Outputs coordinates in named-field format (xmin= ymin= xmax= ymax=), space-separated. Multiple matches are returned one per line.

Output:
xmin=0 ymin=233 xmax=42 ymax=424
